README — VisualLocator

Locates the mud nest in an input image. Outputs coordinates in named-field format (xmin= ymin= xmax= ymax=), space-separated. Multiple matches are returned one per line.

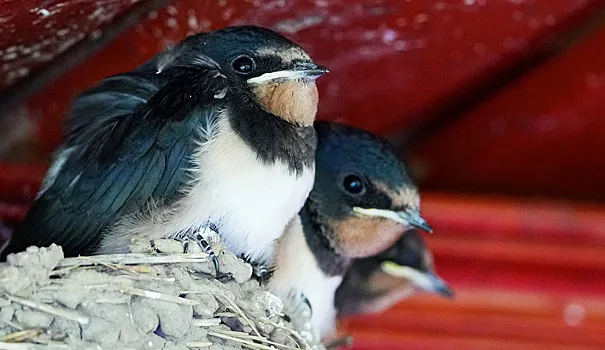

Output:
xmin=0 ymin=237 xmax=323 ymax=350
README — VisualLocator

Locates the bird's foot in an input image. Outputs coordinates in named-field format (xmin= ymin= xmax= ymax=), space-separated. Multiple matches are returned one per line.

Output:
xmin=252 ymin=263 xmax=273 ymax=285
xmin=241 ymin=254 xmax=273 ymax=285
xmin=180 ymin=225 xmax=232 ymax=281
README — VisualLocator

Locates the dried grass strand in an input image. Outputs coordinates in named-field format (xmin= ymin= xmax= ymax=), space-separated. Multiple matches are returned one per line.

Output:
xmin=7 ymin=295 xmax=89 ymax=325
xmin=0 ymin=329 xmax=42 ymax=343
xmin=56 ymin=253 xmax=209 ymax=268
xmin=215 ymin=295 xmax=262 ymax=338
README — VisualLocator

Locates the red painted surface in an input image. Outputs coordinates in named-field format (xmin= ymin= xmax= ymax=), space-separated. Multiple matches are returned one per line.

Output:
xmin=410 ymin=22 xmax=605 ymax=202
xmin=0 ymin=0 xmax=139 ymax=90
xmin=420 ymin=193 xmax=605 ymax=247
xmin=2 ymin=0 xmax=603 ymax=157
xmin=340 ymin=288 xmax=605 ymax=349
xmin=0 ymin=163 xmax=46 ymax=203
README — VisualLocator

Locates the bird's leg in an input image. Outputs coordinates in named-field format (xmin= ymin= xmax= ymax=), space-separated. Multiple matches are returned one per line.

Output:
xmin=180 ymin=224 xmax=232 ymax=282
xmin=242 ymin=254 xmax=273 ymax=285
xmin=252 ymin=263 xmax=274 ymax=285
xmin=192 ymin=231 xmax=221 ymax=275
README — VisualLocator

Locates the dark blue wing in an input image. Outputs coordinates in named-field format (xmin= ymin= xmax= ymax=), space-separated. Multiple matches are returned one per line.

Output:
xmin=3 ymin=67 xmax=227 ymax=259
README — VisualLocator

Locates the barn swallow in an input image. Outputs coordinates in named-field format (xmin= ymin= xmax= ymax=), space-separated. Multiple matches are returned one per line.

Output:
xmin=335 ymin=229 xmax=453 ymax=316
xmin=1 ymin=26 xmax=328 ymax=275
xmin=267 ymin=121 xmax=432 ymax=338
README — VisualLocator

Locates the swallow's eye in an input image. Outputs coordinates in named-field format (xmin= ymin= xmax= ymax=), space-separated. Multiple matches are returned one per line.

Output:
xmin=231 ymin=55 xmax=256 ymax=74
xmin=343 ymin=175 xmax=364 ymax=195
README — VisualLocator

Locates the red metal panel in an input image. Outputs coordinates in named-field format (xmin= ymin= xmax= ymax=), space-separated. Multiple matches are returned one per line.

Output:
xmin=2 ymin=0 xmax=602 ymax=157
xmin=410 ymin=21 xmax=605 ymax=201
xmin=0 ymin=163 xmax=46 ymax=202
xmin=340 ymin=288 xmax=605 ymax=349
xmin=420 ymin=193 xmax=605 ymax=247
xmin=0 ymin=0 xmax=140 ymax=90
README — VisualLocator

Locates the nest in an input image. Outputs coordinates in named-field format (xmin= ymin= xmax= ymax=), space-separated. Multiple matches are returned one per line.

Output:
xmin=0 ymin=239 xmax=324 ymax=350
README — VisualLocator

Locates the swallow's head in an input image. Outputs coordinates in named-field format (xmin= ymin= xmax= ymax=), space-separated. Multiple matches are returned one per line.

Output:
xmin=161 ymin=26 xmax=328 ymax=126
xmin=335 ymin=230 xmax=453 ymax=315
xmin=309 ymin=121 xmax=432 ymax=259
xmin=373 ymin=230 xmax=453 ymax=297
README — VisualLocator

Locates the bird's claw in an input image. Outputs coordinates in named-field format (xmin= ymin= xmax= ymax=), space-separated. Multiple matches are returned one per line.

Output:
xmin=216 ymin=271 xmax=234 ymax=283
xmin=180 ymin=227 xmax=224 ymax=279
xmin=250 ymin=262 xmax=273 ymax=285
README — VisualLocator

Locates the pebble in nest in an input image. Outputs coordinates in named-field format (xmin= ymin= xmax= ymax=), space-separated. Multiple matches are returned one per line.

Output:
xmin=1 ymin=25 xmax=328 ymax=283
xmin=266 ymin=121 xmax=435 ymax=343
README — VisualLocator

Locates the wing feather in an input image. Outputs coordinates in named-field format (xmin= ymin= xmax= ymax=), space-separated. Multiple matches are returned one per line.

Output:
xmin=2 ymin=67 xmax=228 ymax=259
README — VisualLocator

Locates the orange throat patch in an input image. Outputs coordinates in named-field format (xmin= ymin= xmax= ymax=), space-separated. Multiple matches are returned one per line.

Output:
xmin=251 ymin=80 xmax=319 ymax=127
xmin=330 ymin=216 xmax=407 ymax=258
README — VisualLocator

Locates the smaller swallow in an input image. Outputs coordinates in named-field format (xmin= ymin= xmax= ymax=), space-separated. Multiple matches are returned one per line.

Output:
xmin=335 ymin=229 xmax=453 ymax=316
xmin=267 ymin=121 xmax=432 ymax=339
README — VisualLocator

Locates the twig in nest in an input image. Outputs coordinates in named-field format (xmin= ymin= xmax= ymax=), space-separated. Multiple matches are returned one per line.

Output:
xmin=56 ymin=253 xmax=209 ymax=268
xmin=185 ymin=341 xmax=213 ymax=348
xmin=191 ymin=318 xmax=222 ymax=327
xmin=258 ymin=317 xmax=312 ymax=350
xmin=48 ymin=265 xmax=83 ymax=277
xmin=0 ymin=342 xmax=70 ymax=349
xmin=7 ymin=295 xmax=89 ymax=325
xmin=0 ymin=329 xmax=42 ymax=343
xmin=60 ymin=256 xmax=165 ymax=282
xmin=118 ymin=286 xmax=199 ymax=306
xmin=41 ymin=283 xmax=112 ymax=290
xmin=215 ymin=295 xmax=262 ymax=338
xmin=207 ymin=331 xmax=275 ymax=350
xmin=210 ymin=329 xmax=301 ymax=350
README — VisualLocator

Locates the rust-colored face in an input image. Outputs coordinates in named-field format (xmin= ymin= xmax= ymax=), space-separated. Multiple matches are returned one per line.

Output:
xmin=325 ymin=180 xmax=429 ymax=258
xmin=330 ymin=215 xmax=408 ymax=258
xmin=369 ymin=267 xmax=414 ymax=293
xmin=358 ymin=268 xmax=417 ymax=314
xmin=251 ymin=80 xmax=319 ymax=127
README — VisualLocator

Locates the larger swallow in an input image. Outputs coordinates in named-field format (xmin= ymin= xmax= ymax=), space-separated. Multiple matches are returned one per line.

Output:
xmin=1 ymin=26 xmax=328 ymax=272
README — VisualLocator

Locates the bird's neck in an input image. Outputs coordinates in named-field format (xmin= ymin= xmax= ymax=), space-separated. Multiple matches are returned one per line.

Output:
xmin=227 ymin=91 xmax=317 ymax=177
xmin=250 ymin=81 xmax=319 ymax=127
xmin=300 ymin=203 xmax=352 ymax=277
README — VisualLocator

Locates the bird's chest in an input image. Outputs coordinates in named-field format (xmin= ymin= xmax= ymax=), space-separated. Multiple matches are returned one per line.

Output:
xmin=269 ymin=224 xmax=343 ymax=337
xmin=185 ymin=121 xmax=315 ymax=262
xmin=306 ymin=270 xmax=343 ymax=336
xmin=281 ymin=261 xmax=343 ymax=337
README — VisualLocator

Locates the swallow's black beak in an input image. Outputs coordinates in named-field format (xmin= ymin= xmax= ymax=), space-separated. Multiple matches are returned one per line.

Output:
xmin=381 ymin=261 xmax=454 ymax=298
xmin=429 ymin=274 xmax=455 ymax=298
xmin=396 ymin=209 xmax=433 ymax=233
xmin=247 ymin=61 xmax=328 ymax=85
xmin=352 ymin=207 xmax=433 ymax=233
xmin=291 ymin=61 xmax=329 ymax=79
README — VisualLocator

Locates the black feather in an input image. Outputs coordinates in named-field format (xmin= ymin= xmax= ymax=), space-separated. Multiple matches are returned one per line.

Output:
xmin=1 ymin=67 xmax=227 ymax=259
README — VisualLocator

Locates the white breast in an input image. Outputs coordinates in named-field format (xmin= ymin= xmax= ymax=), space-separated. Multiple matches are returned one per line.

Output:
xmin=188 ymin=117 xmax=315 ymax=262
xmin=99 ymin=115 xmax=315 ymax=263
xmin=268 ymin=217 xmax=343 ymax=338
